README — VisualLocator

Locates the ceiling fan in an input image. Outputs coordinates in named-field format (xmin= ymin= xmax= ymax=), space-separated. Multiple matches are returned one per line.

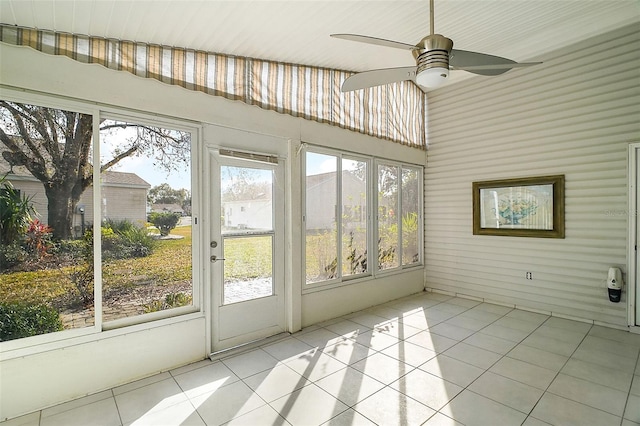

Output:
xmin=331 ymin=0 xmax=541 ymax=92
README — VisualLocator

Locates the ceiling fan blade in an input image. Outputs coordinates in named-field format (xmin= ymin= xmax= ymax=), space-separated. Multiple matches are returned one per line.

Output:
xmin=341 ymin=66 xmax=417 ymax=92
xmin=452 ymin=62 xmax=541 ymax=76
xmin=450 ymin=49 xmax=541 ymax=76
xmin=331 ymin=34 xmax=416 ymax=51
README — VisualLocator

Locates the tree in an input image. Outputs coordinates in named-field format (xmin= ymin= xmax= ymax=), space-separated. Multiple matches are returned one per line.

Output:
xmin=148 ymin=183 xmax=190 ymax=208
xmin=0 ymin=101 xmax=190 ymax=240
xmin=221 ymin=167 xmax=271 ymax=202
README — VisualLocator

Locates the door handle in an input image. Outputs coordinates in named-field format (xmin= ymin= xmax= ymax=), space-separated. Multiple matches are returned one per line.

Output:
xmin=210 ymin=255 xmax=226 ymax=263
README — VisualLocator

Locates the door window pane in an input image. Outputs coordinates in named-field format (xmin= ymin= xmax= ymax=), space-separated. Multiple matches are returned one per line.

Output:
xmin=223 ymin=235 xmax=273 ymax=304
xmin=402 ymin=167 xmax=421 ymax=265
xmin=0 ymin=101 xmax=94 ymax=340
xmin=378 ymin=164 xmax=399 ymax=270
xmin=221 ymin=166 xmax=273 ymax=234
xmin=305 ymin=152 xmax=338 ymax=283
xmin=100 ymin=119 xmax=193 ymax=322
xmin=220 ymin=165 xmax=275 ymax=305
xmin=342 ymin=159 xmax=368 ymax=277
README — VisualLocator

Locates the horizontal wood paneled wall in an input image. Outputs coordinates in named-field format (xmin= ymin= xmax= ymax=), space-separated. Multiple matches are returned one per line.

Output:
xmin=425 ymin=23 xmax=640 ymax=326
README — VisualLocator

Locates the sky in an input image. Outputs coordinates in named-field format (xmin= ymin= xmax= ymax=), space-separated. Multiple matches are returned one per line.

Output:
xmin=100 ymin=122 xmax=191 ymax=190
xmin=306 ymin=152 xmax=360 ymax=176
xmin=100 ymin=125 xmax=355 ymax=191
xmin=108 ymin=154 xmax=191 ymax=190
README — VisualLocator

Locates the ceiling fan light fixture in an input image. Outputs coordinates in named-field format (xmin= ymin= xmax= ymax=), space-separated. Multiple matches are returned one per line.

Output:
xmin=416 ymin=67 xmax=449 ymax=88
xmin=413 ymin=35 xmax=453 ymax=88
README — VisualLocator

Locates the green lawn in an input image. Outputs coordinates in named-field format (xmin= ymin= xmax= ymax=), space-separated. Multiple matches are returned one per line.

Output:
xmin=1 ymin=226 xmax=282 ymax=309
xmin=0 ymin=226 xmax=193 ymax=308
xmin=223 ymin=235 xmax=272 ymax=280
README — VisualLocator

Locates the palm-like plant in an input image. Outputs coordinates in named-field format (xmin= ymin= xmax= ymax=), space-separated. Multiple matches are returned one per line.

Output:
xmin=0 ymin=174 xmax=36 ymax=245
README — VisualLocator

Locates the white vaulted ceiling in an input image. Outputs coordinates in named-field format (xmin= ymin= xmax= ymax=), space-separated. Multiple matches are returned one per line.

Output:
xmin=1 ymin=0 xmax=639 ymax=88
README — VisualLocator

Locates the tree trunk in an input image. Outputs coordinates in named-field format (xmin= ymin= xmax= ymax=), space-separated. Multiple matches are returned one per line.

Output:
xmin=45 ymin=185 xmax=79 ymax=240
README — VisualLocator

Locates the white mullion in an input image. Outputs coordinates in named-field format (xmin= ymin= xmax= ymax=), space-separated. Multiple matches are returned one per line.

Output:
xmin=373 ymin=160 xmax=381 ymax=275
xmin=301 ymin=146 xmax=308 ymax=285
xmin=367 ymin=158 xmax=375 ymax=276
xmin=397 ymin=165 xmax=402 ymax=268
xmin=336 ymin=155 xmax=343 ymax=280
xmin=93 ymin=113 xmax=103 ymax=330
xmin=420 ymin=166 xmax=425 ymax=265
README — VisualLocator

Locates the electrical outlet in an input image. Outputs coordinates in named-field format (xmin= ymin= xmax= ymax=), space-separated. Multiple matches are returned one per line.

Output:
xmin=526 ymin=272 xmax=533 ymax=280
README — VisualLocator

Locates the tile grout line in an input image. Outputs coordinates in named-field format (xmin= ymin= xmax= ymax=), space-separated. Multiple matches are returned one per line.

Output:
xmin=618 ymin=348 xmax=640 ymax=425
xmin=168 ymin=367 xmax=211 ymax=426
xmin=521 ymin=319 xmax=595 ymax=424
xmin=110 ymin=388 xmax=124 ymax=426
xmin=426 ymin=302 xmax=534 ymax=422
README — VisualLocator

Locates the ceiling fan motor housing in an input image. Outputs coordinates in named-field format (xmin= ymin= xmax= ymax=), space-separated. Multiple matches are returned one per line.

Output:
xmin=413 ymin=34 xmax=453 ymax=85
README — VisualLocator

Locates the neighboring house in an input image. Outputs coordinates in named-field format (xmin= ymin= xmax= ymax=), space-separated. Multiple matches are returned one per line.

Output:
xmin=223 ymin=197 xmax=272 ymax=230
xmin=0 ymin=158 xmax=150 ymax=236
xmin=150 ymin=203 xmax=185 ymax=216
xmin=306 ymin=170 xmax=368 ymax=231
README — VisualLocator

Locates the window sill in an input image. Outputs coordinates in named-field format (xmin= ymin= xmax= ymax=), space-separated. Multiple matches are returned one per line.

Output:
xmin=0 ymin=310 xmax=205 ymax=361
xmin=301 ymin=264 xmax=424 ymax=295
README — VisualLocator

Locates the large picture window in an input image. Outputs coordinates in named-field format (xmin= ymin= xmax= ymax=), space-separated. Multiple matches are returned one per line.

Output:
xmin=99 ymin=117 xmax=194 ymax=323
xmin=304 ymin=147 xmax=422 ymax=287
xmin=1 ymin=101 xmax=96 ymax=338
xmin=0 ymin=99 xmax=198 ymax=343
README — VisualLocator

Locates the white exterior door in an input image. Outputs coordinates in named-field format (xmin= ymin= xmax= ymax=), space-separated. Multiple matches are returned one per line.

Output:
xmin=209 ymin=150 xmax=286 ymax=352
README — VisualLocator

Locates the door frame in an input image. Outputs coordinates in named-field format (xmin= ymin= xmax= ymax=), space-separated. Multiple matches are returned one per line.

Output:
xmin=628 ymin=143 xmax=639 ymax=329
xmin=209 ymin=150 xmax=285 ymax=351
xmin=203 ymin=125 xmax=295 ymax=354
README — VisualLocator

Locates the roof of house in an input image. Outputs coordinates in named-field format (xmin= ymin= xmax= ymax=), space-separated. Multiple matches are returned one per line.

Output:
xmin=102 ymin=171 xmax=151 ymax=188
xmin=0 ymin=157 xmax=150 ymax=188
xmin=306 ymin=170 xmax=365 ymax=191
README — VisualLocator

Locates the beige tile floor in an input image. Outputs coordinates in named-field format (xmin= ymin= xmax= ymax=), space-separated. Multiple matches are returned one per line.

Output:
xmin=4 ymin=292 xmax=640 ymax=426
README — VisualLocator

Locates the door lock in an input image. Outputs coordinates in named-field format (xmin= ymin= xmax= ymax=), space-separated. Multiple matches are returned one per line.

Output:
xmin=210 ymin=241 xmax=218 ymax=248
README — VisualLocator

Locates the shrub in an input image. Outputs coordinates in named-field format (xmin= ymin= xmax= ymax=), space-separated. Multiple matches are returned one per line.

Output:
xmin=148 ymin=212 xmax=181 ymax=236
xmin=0 ymin=174 xmax=36 ymax=245
xmin=69 ymin=263 xmax=94 ymax=306
xmin=0 ymin=302 xmax=63 ymax=341
xmin=24 ymin=219 xmax=53 ymax=258
xmin=0 ymin=241 xmax=27 ymax=271
xmin=54 ymin=238 xmax=88 ymax=260
xmin=66 ymin=230 xmax=94 ymax=305
xmin=101 ymin=220 xmax=156 ymax=259
xmin=104 ymin=218 xmax=137 ymax=234
xmin=143 ymin=292 xmax=192 ymax=313
xmin=118 ymin=227 xmax=156 ymax=258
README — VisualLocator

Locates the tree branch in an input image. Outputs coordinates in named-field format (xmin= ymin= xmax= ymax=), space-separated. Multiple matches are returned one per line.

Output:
xmin=100 ymin=145 xmax=139 ymax=172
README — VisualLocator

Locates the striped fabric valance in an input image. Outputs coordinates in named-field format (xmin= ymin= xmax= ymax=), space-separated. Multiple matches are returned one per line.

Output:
xmin=0 ymin=25 xmax=426 ymax=149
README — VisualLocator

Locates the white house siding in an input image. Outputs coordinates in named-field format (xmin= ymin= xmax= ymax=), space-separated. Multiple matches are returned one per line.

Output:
xmin=223 ymin=199 xmax=272 ymax=230
xmin=306 ymin=171 xmax=368 ymax=231
xmin=101 ymin=183 xmax=148 ymax=226
xmin=3 ymin=173 xmax=149 ymax=234
xmin=425 ymin=23 xmax=640 ymax=327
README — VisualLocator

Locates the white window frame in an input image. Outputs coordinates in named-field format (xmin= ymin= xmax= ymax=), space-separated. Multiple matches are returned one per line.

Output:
xmin=303 ymin=145 xmax=423 ymax=291
xmin=98 ymin=110 xmax=202 ymax=329
xmin=0 ymin=88 xmax=204 ymax=356
xmin=400 ymin=164 xmax=424 ymax=268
